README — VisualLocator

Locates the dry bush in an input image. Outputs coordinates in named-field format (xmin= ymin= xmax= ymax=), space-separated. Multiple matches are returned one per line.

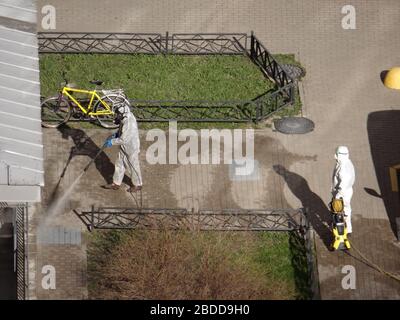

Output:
xmin=88 ymin=229 xmax=293 ymax=300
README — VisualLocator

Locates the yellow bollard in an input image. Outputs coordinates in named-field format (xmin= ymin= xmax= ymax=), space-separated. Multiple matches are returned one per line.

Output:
xmin=384 ymin=67 xmax=400 ymax=90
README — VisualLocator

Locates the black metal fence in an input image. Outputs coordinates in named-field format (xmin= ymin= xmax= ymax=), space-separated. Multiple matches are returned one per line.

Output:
xmin=74 ymin=207 xmax=306 ymax=231
xmin=38 ymin=32 xmax=164 ymax=54
xmin=170 ymin=33 xmax=248 ymax=55
xmin=15 ymin=206 xmax=27 ymax=300
xmin=0 ymin=202 xmax=28 ymax=300
xmin=38 ymin=32 xmax=248 ymax=55
xmin=38 ymin=32 xmax=296 ymax=123
xmin=75 ymin=206 xmax=318 ymax=298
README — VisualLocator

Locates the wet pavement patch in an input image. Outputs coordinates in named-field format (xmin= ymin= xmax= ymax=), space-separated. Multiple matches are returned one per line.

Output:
xmin=229 ymin=159 xmax=260 ymax=181
xmin=37 ymin=226 xmax=81 ymax=245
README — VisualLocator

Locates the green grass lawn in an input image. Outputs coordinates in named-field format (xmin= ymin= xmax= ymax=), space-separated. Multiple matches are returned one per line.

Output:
xmin=40 ymin=54 xmax=273 ymax=101
xmin=40 ymin=53 xmax=303 ymax=128
xmin=87 ymin=229 xmax=311 ymax=300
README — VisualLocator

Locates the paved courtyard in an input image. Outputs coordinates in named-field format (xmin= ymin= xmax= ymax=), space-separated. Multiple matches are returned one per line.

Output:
xmin=31 ymin=0 xmax=400 ymax=299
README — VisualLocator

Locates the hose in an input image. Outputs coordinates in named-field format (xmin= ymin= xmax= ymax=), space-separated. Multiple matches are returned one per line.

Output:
xmin=83 ymin=144 xmax=107 ymax=172
xmin=348 ymin=241 xmax=400 ymax=282
xmin=119 ymin=146 xmax=143 ymax=207
xmin=119 ymin=147 xmax=142 ymax=186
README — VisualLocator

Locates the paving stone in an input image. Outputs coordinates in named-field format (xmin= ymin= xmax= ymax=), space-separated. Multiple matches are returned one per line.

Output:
xmin=30 ymin=0 xmax=400 ymax=299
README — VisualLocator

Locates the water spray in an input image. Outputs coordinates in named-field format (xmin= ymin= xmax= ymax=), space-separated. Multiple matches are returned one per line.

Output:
xmin=43 ymin=143 xmax=108 ymax=225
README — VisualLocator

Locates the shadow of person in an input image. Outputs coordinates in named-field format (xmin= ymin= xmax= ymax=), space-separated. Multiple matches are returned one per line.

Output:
xmin=273 ymin=165 xmax=332 ymax=249
xmin=56 ymin=124 xmax=132 ymax=189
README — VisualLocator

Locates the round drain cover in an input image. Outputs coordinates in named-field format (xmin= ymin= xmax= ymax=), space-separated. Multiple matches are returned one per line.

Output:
xmin=274 ymin=117 xmax=314 ymax=134
xmin=281 ymin=64 xmax=306 ymax=80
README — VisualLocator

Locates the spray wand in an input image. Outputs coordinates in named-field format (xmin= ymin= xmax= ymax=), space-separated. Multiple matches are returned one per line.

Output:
xmin=83 ymin=144 xmax=107 ymax=172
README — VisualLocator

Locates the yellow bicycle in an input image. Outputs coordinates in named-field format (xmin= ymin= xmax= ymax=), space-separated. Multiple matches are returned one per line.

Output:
xmin=41 ymin=79 xmax=130 ymax=129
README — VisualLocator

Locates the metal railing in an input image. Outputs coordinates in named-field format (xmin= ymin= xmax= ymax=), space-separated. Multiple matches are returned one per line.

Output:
xmin=74 ymin=206 xmax=317 ymax=298
xmin=38 ymin=32 xmax=248 ymax=55
xmin=74 ymin=207 xmax=306 ymax=232
xmin=38 ymin=32 xmax=297 ymax=123
xmin=15 ymin=206 xmax=27 ymax=300
xmin=130 ymin=99 xmax=258 ymax=122
xmin=170 ymin=33 xmax=247 ymax=55
xmin=1 ymin=203 xmax=28 ymax=300
xmin=38 ymin=32 xmax=163 ymax=54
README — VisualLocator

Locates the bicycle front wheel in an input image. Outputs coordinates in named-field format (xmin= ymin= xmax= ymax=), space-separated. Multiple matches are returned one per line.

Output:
xmin=41 ymin=96 xmax=71 ymax=128
xmin=94 ymin=93 xmax=130 ymax=129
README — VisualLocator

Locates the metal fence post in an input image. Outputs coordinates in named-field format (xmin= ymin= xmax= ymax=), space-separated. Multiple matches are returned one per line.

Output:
xmin=165 ymin=31 xmax=169 ymax=55
xmin=302 ymin=208 xmax=321 ymax=300
xmin=90 ymin=205 xmax=95 ymax=232
xmin=250 ymin=30 xmax=255 ymax=58
xmin=255 ymin=99 xmax=262 ymax=123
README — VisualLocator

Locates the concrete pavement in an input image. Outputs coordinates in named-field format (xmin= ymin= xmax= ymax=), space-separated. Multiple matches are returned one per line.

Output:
xmin=32 ymin=0 xmax=400 ymax=299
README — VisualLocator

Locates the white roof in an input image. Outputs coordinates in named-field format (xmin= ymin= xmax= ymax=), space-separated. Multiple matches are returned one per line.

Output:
xmin=0 ymin=0 xmax=43 ymax=202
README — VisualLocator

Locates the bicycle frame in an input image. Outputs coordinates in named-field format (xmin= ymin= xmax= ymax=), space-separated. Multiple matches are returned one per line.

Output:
xmin=61 ymin=87 xmax=114 ymax=116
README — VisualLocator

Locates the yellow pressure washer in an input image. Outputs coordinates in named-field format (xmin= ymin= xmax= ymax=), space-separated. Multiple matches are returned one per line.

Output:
xmin=329 ymin=198 xmax=351 ymax=251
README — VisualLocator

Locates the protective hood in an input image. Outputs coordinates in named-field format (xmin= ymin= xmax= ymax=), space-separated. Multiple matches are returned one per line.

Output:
xmin=335 ymin=152 xmax=350 ymax=163
xmin=335 ymin=146 xmax=350 ymax=163
xmin=114 ymin=104 xmax=131 ymax=125
xmin=116 ymin=104 xmax=131 ymax=117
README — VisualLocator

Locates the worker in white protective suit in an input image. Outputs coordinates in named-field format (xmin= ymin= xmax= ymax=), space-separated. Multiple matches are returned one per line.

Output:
xmin=331 ymin=146 xmax=355 ymax=233
xmin=103 ymin=104 xmax=143 ymax=192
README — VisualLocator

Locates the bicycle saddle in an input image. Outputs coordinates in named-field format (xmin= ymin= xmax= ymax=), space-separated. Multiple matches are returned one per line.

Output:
xmin=90 ymin=80 xmax=103 ymax=86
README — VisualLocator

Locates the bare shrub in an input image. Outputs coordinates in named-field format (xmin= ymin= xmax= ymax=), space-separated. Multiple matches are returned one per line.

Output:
xmin=88 ymin=229 xmax=294 ymax=299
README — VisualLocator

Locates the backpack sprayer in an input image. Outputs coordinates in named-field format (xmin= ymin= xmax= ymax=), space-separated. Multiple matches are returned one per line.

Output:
xmin=329 ymin=197 xmax=351 ymax=251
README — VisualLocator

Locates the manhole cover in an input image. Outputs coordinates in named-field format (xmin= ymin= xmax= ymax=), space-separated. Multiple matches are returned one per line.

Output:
xmin=281 ymin=64 xmax=306 ymax=80
xmin=274 ymin=117 xmax=314 ymax=134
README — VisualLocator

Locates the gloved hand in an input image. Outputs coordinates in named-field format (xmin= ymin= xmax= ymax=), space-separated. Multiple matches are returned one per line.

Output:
xmin=106 ymin=132 xmax=118 ymax=140
xmin=104 ymin=138 xmax=113 ymax=148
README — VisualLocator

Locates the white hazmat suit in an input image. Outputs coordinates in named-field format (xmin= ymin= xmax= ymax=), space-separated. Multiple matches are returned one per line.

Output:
xmin=332 ymin=146 xmax=355 ymax=233
xmin=111 ymin=105 xmax=142 ymax=188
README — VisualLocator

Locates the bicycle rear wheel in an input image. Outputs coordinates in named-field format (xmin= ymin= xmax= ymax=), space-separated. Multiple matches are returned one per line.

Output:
xmin=41 ymin=96 xmax=71 ymax=128
xmin=94 ymin=93 xmax=130 ymax=129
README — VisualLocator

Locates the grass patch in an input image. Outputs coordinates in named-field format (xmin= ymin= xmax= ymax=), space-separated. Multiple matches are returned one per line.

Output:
xmin=40 ymin=54 xmax=272 ymax=101
xmin=87 ymin=229 xmax=310 ymax=300
xmin=39 ymin=53 xmax=304 ymax=129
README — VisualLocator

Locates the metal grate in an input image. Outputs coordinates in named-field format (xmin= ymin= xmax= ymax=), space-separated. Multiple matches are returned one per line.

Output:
xmin=15 ymin=206 xmax=26 ymax=300
xmin=74 ymin=207 xmax=307 ymax=232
